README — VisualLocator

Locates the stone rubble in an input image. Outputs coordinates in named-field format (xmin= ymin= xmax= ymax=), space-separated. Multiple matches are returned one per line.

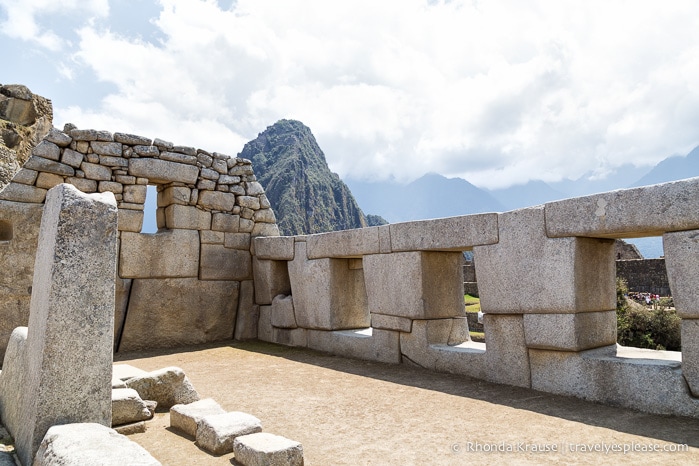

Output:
xmin=125 ymin=366 xmax=199 ymax=410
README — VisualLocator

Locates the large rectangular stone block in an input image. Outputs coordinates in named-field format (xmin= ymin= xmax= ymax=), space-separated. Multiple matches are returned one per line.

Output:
xmin=198 ymin=190 xmax=236 ymax=211
xmin=545 ymin=177 xmax=699 ymax=238
xmin=120 ymin=230 xmax=199 ymax=278
xmin=306 ymin=227 xmax=380 ymax=259
xmin=663 ymin=230 xmax=699 ymax=318
xmin=0 ymin=182 xmax=47 ymax=203
xmin=200 ymin=244 xmax=252 ymax=280
xmin=128 ymin=158 xmax=199 ymax=184
xmin=253 ymin=236 xmax=295 ymax=260
xmin=119 ymin=278 xmax=239 ymax=351
xmin=13 ymin=184 xmax=117 ymax=465
xmin=389 ymin=213 xmax=499 ymax=251
xmin=474 ymin=207 xmax=616 ymax=314
xmin=252 ymin=258 xmax=291 ymax=305
xmin=165 ymin=204 xmax=211 ymax=230
xmin=523 ymin=311 xmax=617 ymax=351
xmin=117 ymin=208 xmax=144 ymax=233
xmin=0 ymin=201 xmax=44 ymax=295
xmin=288 ymin=242 xmax=370 ymax=330
xmin=363 ymin=251 xmax=465 ymax=319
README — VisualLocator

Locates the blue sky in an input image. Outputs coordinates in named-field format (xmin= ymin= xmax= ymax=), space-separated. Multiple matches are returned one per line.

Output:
xmin=2 ymin=0 xmax=699 ymax=189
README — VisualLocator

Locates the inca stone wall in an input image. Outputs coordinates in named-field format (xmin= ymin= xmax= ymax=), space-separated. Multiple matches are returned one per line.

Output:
xmin=616 ymin=258 xmax=670 ymax=296
xmin=0 ymin=124 xmax=279 ymax=359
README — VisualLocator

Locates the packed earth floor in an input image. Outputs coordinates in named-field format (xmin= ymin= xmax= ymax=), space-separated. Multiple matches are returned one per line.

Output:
xmin=116 ymin=341 xmax=699 ymax=465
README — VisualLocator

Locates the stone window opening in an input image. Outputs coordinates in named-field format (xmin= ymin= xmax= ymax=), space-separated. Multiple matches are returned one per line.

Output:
xmin=0 ymin=220 xmax=12 ymax=241
xmin=140 ymin=185 xmax=159 ymax=234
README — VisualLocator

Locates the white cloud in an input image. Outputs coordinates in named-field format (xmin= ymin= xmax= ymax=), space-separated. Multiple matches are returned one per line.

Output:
xmin=32 ymin=0 xmax=699 ymax=188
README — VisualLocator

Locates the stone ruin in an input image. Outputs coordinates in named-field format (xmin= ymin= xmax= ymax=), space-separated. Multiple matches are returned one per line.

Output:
xmin=1 ymin=84 xmax=699 ymax=463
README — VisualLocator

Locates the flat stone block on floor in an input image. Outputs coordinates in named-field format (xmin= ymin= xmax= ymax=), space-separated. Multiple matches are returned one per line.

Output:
xmin=170 ymin=398 xmax=226 ymax=437
xmin=112 ymin=388 xmax=152 ymax=426
xmin=196 ymin=412 xmax=262 ymax=455
xmin=125 ymin=366 xmax=199 ymax=410
xmin=34 ymin=423 xmax=161 ymax=466
xmin=233 ymin=432 xmax=304 ymax=466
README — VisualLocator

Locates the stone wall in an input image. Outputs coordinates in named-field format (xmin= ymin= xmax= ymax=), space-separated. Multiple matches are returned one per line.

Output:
xmin=253 ymin=177 xmax=699 ymax=419
xmin=0 ymin=125 xmax=279 ymax=359
xmin=616 ymin=258 xmax=670 ymax=296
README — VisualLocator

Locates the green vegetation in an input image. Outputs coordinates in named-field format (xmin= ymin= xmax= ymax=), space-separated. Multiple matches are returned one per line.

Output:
xmin=464 ymin=294 xmax=480 ymax=313
xmin=238 ymin=119 xmax=386 ymax=235
xmin=616 ymin=278 xmax=681 ymax=351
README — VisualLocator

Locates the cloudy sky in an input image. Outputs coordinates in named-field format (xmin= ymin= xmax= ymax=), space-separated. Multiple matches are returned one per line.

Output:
xmin=2 ymin=0 xmax=699 ymax=189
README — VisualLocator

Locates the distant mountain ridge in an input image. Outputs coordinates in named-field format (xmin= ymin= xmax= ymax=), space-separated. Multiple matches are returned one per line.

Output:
xmin=238 ymin=119 xmax=381 ymax=235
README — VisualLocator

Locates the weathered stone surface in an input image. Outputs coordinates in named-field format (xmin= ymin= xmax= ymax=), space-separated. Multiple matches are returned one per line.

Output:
xmin=199 ymin=244 xmax=252 ymax=280
xmin=11 ymin=167 xmax=38 ymax=185
xmin=113 ymin=421 xmax=147 ymax=435
xmin=252 ymin=221 xmax=280 ymax=237
xmin=66 ymin=176 xmax=97 ymax=193
xmin=70 ymin=129 xmax=112 ymax=141
xmin=474 ymin=207 xmax=616 ymax=314
xmin=133 ymin=145 xmax=159 ymax=157
xmin=0 ymin=182 xmax=47 ymax=203
xmin=254 ymin=236 xmax=295 ymax=260
xmin=529 ymin=345 xmax=699 ymax=418
xmin=120 ymin=230 xmax=199 ymax=278
xmin=32 ymin=140 xmax=60 ymax=160
xmin=91 ymin=141 xmax=122 ymax=156
xmin=252 ymin=258 xmax=291 ymax=305
xmin=272 ymin=327 xmax=307 ymax=347
xmin=306 ymin=227 xmax=380 ymax=259
xmin=160 ymin=151 xmax=197 ymax=165
xmin=198 ymin=190 xmax=236 ymax=211
xmin=80 ymin=161 xmax=112 ymax=181
xmin=125 ymin=367 xmax=199 ymax=410
xmin=233 ymin=432 xmax=304 ymax=466
xmin=170 ymin=398 xmax=226 ymax=437
xmin=271 ymin=294 xmax=297 ymax=328
xmin=224 ymin=232 xmax=251 ymax=250
xmin=257 ymin=306 xmax=273 ymax=342
xmin=61 ymin=148 xmax=83 ymax=168
xmin=363 ymin=251 xmax=464 ymax=319
xmin=307 ymin=328 xmax=401 ymax=364
xmin=0 ymin=327 xmax=28 ymax=444
xmin=112 ymin=364 xmax=149 ymax=383
xmin=400 ymin=319 xmax=466 ymax=370
xmin=35 ymin=172 xmax=64 ymax=190
xmin=119 ymin=278 xmax=239 ymax=351
xmin=129 ymin=158 xmax=199 ymax=184
xmin=523 ymin=311 xmax=617 ymax=351
xmin=390 ymin=214 xmax=500 ymax=251
xmin=235 ymin=304 xmax=260 ymax=341
xmin=682 ymin=320 xmax=699 ymax=397
xmin=24 ymin=156 xmax=74 ymax=176
xmin=44 ymin=128 xmax=72 ymax=147
xmin=288 ymin=242 xmax=370 ymax=330
xmin=114 ymin=132 xmax=151 ymax=145
xmin=159 ymin=186 xmax=190 ymax=206
xmin=165 ymin=204 xmax=211 ymax=230
xmin=112 ymin=388 xmax=152 ymax=426
xmin=117 ymin=208 xmax=144 ymax=233
xmin=34 ymin=423 xmax=161 ymax=466
xmin=664 ymin=229 xmax=699 ymax=318
xmin=484 ymin=314 xmax=530 ymax=388
xmin=253 ymin=208 xmax=276 ymax=223
xmin=196 ymin=412 xmax=262 ymax=455
xmin=211 ymin=212 xmax=240 ymax=232
xmin=371 ymin=313 xmax=412 ymax=333
xmin=123 ymin=184 xmax=147 ymax=204
xmin=99 ymin=181 xmax=123 ymax=194
xmin=114 ymin=278 xmax=132 ymax=350
xmin=200 ymin=230 xmax=224 ymax=244
xmin=545 ymin=177 xmax=699 ymax=238
xmin=12 ymin=184 xmax=117 ymax=465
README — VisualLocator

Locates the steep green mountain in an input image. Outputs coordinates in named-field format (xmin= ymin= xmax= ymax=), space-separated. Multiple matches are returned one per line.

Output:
xmin=239 ymin=119 xmax=384 ymax=235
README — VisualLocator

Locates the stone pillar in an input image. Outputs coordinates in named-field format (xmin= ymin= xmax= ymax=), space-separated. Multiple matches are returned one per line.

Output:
xmin=664 ymin=229 xmax=699 ymax=396
xmin=473 ymin=207 xmax=617 ymax=388
xmin=13 ymin=184 xmax=118 ymax=466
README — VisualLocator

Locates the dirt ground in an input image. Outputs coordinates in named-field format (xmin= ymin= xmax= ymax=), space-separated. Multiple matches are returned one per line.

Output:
xmin=116 ymin=341 xmax=699 ymax=465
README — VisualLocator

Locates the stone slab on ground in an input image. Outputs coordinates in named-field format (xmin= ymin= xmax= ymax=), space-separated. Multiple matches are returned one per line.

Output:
xmin=114 ymin=421 xmax=146 ymax=435
xmin=112 ymin=388 xmax=152 ymax=426
xmin=170 ymin=398 xmax=226 ymax=437
xmin=125 ymin=366 xmax=199 ymax=410
xmin=196 ymin=412 xmax=262 ymax=455
xmin=34 ymin=423 xmax=161 ymax=465
xmin=233 ymin=432 xmax=304 ymax=466
xmin=113 ymin=363 xmax=148 ymax=382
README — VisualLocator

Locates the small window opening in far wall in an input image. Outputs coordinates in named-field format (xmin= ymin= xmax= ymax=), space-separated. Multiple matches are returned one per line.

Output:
xmin=140 ymin=185 xmax=158 ymax=233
